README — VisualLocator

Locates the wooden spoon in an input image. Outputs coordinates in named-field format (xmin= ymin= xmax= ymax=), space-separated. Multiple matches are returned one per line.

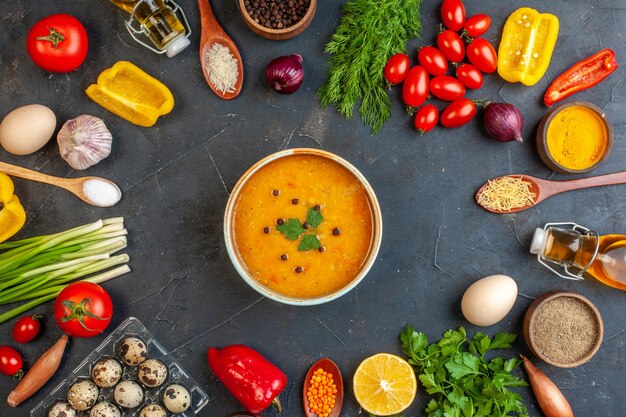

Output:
xmin=302 ymin=358 xmax=343 ymax=417
xmin=0 ymin=161 xmax=122 ymax=207
xmin=475 ymin=171 xmax=626 ymax=213
xmin=198 ymin=0 xmax=243 ymax=99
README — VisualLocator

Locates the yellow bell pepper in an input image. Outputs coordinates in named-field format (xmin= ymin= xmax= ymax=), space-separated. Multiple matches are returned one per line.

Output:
xmin=86 ymin=61 xmax=174 ymax=127
xmin=497 ymin=8 xmax=559 ymax=86
xmin=0 ymin=172 xmax=26 ymax=243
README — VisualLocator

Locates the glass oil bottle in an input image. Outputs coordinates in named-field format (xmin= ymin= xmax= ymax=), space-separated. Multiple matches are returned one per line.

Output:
xmin=530 ymin=222 xmax=626 ymax=291
xmin=110 ymin=0 xmax=191 ymax=57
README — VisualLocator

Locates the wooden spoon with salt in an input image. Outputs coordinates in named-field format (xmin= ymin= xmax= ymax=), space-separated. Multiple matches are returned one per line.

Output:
xmin=475 ymin=171 xmax=626 ymax=214
xmin=0 ymin=161 xmax=122 ymax=208
xmin=198 ymin=0 xmax=243 ymax=99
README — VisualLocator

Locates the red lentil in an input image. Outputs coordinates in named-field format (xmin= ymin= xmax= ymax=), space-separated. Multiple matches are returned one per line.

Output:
xmin=306 ymin=368 xmax=337 ymax=417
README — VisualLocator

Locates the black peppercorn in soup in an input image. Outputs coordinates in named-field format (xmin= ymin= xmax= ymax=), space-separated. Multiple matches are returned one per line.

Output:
xmin=232 ymin=154 xmax=374 ymax=298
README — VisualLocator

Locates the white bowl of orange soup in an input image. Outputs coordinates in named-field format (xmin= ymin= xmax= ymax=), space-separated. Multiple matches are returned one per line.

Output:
xmin=224 ymin=149 xmax=382 ymax=305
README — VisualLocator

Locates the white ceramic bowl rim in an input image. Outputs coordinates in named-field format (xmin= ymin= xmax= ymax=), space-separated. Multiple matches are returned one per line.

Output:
xmin=223 ymin=148 xmax=383 ymax=306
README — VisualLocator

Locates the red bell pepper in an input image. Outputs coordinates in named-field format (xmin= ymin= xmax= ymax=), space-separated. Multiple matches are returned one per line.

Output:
xmin=544 ymin=48 xmax=618 ymax=106
xmin=208 ymin=345 xmax=287 ymax=415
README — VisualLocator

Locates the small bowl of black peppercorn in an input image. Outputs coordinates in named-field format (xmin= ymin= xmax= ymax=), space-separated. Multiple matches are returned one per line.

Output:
xmin=238 ymin=0 xmax=316 ymax=40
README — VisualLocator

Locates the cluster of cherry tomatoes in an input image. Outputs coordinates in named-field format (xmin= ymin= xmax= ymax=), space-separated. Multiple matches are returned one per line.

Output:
xmin=383 ymin=0 xmax=498 ymax=133
xmin=0 ymin=316 xmax=41 ymax=377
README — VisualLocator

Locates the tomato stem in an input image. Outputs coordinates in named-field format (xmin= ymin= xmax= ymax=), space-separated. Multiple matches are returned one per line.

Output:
xmin=61 ymin=297 xmax=109 ymax=333
xmin=36 ymin=27 xmax=65 ymax=48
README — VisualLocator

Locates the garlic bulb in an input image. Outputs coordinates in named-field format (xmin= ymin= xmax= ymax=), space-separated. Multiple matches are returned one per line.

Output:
xmin=57 ymin=115 xmax=112 ymax=170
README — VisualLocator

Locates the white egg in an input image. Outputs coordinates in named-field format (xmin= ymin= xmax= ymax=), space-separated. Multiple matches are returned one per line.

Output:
xmin=461 ymin=274 xmax=518 ymax=326
xmin=0 ymin=104 xmax=56 ymax=155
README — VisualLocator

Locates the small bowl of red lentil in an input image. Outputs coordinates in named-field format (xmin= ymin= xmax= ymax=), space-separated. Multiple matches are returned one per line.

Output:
xmin=237 ymin=0 xmax=317 ymax=40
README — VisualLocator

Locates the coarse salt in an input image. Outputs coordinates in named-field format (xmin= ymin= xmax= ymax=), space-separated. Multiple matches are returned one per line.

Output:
xmin=205 ymin=43 xmax=239 ymax=94
xmin=83 ymin=179 xmax=122 ymax=207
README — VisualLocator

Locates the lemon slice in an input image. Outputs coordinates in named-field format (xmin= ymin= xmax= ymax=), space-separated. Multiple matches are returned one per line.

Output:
xmin=353 ymin=353 xmax=417 ymax=416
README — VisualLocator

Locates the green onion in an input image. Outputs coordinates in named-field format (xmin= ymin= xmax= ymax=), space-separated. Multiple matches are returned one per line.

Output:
xmin=0 ymin=218 xmax=131 ymax=324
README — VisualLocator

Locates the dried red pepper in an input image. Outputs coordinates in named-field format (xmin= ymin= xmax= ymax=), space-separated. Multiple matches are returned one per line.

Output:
xmin=544 ymin=48 xmax=618 ymax=106
xmin=208 ymin=345 xmax=287 ymax=415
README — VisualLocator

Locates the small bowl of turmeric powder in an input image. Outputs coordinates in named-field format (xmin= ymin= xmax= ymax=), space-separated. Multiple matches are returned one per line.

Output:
xmin=536 ymin=102 xmax=613 ymax=174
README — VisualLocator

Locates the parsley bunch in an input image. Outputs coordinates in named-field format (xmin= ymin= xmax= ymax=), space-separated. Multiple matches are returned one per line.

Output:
xmin=400 ymin=326 xmax=529 ymax=417
xmin=317 ymin=0 xmax=423 ymax=134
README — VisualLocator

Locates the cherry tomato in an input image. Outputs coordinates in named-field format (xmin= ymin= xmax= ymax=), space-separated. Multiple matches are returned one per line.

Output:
xmin=54 ymin=282 xmax=113 ymax=338
xmin=437 ymin=30 xmax=465 ymax=63
xmin=383 ymin=53 xmax=410 ymax=85
xmin=417 ymin=46 xmax=448 ymax=76
xmin=0 ymin=346 xmax=23 ymax=377
xmin=463 ymin=14 xmax=491 ymax=38
xmin=466 ymin=38 xmax=498 ymax=73
xmin=455 ymin=63 xmax=484 ymax=89
xmin=440 ymin=0 xmax=466 ymax=31
xmin=402 ymin=66 xmax=430 ymax=108
xmin=27 ymin=14 xmax=88 ymax=73
xmin=440 ymin=98 xmax=477 ymax=128
xmin=429 ymin=76 xmax=466 ymax=101
xmin=414 ymin=105 xmax=439 ymax=134
xmin=12 ymin=315 xmax=41 ymax=344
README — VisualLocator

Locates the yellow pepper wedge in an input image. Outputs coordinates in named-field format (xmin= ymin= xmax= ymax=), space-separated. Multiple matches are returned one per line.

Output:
xmin=0 ymin=172 xmax=26 ymax=243
xmin=497 ymin=8 xmax=559 ymax=86
xmin=86 ymin=61 xmax=174 ymax=127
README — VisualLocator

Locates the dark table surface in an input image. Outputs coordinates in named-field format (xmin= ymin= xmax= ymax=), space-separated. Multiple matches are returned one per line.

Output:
xmin=1 ymin=0 xmax=625 ymax=416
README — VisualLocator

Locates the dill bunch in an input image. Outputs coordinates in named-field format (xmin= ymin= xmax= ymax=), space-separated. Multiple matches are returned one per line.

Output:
xmin=317 ymin=0 xmax=423 ymax=134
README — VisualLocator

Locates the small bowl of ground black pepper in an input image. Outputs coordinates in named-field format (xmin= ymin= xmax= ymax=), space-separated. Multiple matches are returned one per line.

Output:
xmin=238 ymin=0 xmax=316 ymax=40
xmin=523 ymin=290 xmax=604 ymax=368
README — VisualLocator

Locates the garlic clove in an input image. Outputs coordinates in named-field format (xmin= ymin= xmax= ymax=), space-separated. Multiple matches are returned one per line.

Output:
xmin=57 ymin=115 xmax=112 ymax=170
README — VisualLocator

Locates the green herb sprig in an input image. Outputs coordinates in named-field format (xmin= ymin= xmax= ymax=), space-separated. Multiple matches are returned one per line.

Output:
xmin=400 ymin=326 xmax=529 ymax=417
xmin=317 ymin=0 xmax=423 ymax=134
xmin=276 ymin=207 xmax=324 ymax=251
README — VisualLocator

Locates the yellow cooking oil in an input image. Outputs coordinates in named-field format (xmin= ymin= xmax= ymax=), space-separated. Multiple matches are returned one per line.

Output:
xmin=531 ymin=225 xmax=626 ymax=291
xmin=110 ymin=0 xmax=188 ymax=55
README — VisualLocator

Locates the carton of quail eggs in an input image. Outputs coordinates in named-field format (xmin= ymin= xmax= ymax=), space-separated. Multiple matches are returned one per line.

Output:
xmin=31 ymin=317 xmax=209 ymax=417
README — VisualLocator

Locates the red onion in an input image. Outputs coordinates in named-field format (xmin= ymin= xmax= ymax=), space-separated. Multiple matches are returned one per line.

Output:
xmin=266 ymin=54 xmax=304 ymax=94
xmin=483 ymin=102 xmax=524 ymax=142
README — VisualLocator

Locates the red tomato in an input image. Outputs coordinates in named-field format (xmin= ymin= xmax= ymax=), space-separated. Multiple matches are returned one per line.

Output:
xmin=463 ymin=14 xmax=491 ymax=37
xmin=402 ymin=66 xmax=430 ymax=108
xmin=466 ymin=38 xmax=498 ymax=73
xmin=0 ymin=346 xmax=23 ymax=377
xmin=440 ymin=98 xmax=477 ymax=128
xmin=440 ymin=0 xmax=466 ymax=31
xmin=12 ymin=315 xmax=41 ymax=344
xmin=383 ymin=53 xmax=410 ymax=85
xmin=429 ymin=76 xmax=466 ymax=101
xmin=27 ymin=14 xmax=88 ymax=73
xmin=455 ymin=63 xmax=484 ymax=89
xmin=417 ymin=46 xmax=448 ymax=76
xmin=54 ymin=282 xmax=113 ymax=338
xmin=414 ymin=105 xmax=439 ymax=134
xmin=437 ymin=30 xmax=465 ymax=63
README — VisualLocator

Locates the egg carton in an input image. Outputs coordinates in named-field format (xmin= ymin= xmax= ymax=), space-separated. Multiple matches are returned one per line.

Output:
xmin=31 ymin=317 xmax=209 ymax=417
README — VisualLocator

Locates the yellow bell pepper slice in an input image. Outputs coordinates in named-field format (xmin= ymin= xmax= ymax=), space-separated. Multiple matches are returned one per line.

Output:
xmin=0 ymin=172 xmax=26 ymax=243
xmin=86 ymin=61 xmax=174 ymax=127
xmin=497 ymin=8 xmax=559 ymax=86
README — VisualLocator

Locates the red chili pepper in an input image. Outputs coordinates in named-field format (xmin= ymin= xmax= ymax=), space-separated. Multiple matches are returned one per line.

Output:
xmin=208 ymin=345 xmax=287 ymax=415
xmin=544 ymin=48 xmax=618 ymax=106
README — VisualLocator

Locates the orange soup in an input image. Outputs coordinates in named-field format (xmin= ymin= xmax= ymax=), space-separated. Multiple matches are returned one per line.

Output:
xmin=232 ymin=154 xmax=374 ymax=298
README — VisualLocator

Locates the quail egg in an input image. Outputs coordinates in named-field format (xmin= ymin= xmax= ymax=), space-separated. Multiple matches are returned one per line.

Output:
xmin=92 ymin=357 xmax=123 ymax=388
xmin=163 ymin=384 xmax=191 ymax=413
xmin=67 ymin=380 xmax=99 ymax=411
xmin=48 ymin=401 xmax=77 ymax=417
xmin=119 ymin=337 xmax=148 ymax=366
xmin=114 ymin=380 xmax=144 ymax=409
xmin=138 ymin=359 xmax=168 ymax=388
xmin=89 ymin=402 xmax=122 ymax=417
xmin=139 ymin=404 xmax=168 ymax=417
